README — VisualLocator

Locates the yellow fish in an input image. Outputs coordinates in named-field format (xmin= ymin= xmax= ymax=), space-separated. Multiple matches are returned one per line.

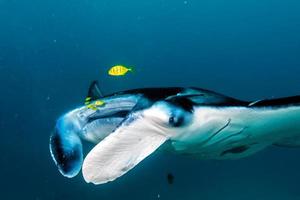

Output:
xmin=85 ymin=97 xmax=91 ymax=105
xmin=108 ymin=65 xmax=133 ymax=76
xmin=86 ymin=104 xmax=98 ymax=111
xmin=85 ymin=99 xmax=105 ymax=110
xmin=94 ymin=100 xmax=105 ymax=107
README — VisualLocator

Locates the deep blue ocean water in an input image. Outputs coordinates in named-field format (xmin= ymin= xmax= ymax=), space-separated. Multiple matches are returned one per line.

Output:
xmin=1 ymin=0 xmax=300 ymax=199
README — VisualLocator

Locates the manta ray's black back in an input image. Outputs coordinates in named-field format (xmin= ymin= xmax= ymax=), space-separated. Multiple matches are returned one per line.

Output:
xmin=106 ymin=86 xmax=249 ymax=106
xmin=109 ymin=87 xmax=184 ymax=100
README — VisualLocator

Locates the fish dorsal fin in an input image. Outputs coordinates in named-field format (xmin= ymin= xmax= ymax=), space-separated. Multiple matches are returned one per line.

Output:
xmin=87 ymin=81 xmax=103 ymax=101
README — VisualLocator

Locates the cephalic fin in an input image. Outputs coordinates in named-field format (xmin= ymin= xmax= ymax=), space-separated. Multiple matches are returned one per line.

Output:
xmin=49 ymin=116 xmax=83 ymax=178
xmin=82 ymin=110 xmax=170 ymax=184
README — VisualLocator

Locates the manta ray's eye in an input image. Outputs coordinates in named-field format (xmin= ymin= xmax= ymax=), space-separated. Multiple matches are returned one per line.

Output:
xmin=169 ymin=115 xmax=185 ymax=127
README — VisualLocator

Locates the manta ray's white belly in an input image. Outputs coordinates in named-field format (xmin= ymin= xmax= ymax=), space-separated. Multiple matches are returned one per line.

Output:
xmin=170 ymin=106 xmax=300 ymax=159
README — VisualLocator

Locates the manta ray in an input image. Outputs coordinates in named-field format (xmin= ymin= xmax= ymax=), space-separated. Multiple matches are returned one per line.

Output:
xmin=50 ymin=81 xmax=300 ymax=185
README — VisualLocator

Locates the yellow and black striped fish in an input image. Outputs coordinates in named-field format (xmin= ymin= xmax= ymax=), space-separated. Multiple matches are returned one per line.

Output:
xmin=85 ymin=97 xmax=105 ymax=110
xmin=108 ymin=65 xmax=133 ymax=76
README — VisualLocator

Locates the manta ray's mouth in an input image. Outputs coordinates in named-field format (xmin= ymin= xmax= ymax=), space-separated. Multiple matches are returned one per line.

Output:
xmin=87 ymin=110 xmax=129 ymax=123
xmin=82 ymin=117 xmax=124 ymax=142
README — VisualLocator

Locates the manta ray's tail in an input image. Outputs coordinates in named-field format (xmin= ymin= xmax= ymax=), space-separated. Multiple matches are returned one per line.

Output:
xmin=49 ymin=115 xmax=83 ymax=178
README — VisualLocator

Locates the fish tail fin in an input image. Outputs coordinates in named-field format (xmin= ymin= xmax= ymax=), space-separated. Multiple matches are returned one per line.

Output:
xmin=49 ymin=116 xmax=83 ymax=178
xmin=128 ymin=67 xmax=134 ymax=73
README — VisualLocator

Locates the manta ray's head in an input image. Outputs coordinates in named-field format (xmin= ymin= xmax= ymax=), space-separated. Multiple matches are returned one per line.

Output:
xmin=81 ymin=98 xmax=195 ymax=185
xmin=49 ymin=86 xmax=197 ymax=183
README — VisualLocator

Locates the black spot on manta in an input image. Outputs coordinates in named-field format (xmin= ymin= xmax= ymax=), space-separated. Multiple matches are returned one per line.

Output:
xmin=220 ymin=145 xmax=250 ymax=156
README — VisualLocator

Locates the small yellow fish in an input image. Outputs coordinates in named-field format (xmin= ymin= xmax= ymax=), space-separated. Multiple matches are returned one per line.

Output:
xmin=85 ymin=99 xmax=105 ymax=110
xmin=85 ymin=97 xmax=91 ymax=105
xmin=94 ymin=100 xmax=105 ymax=107
xmin=108 ymin=65 xmax=133 ymax=76
xmin=87 ymin=104 xmax=97 ymax=111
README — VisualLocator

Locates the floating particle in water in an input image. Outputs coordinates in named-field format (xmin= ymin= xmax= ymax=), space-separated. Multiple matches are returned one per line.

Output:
xmin=157 ymin=194 xmax=160 ymax=199
xmin=14 ymin=113 xmax=19 ymax=119
xmin=183 ymin=1 xmax=188 ymax=5
xmin=167 ymin=173 xmax=174 ymax=185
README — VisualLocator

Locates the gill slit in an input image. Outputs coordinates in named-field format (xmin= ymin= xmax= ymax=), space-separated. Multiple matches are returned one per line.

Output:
xmin=200 ymin=118 xmax=231 ymax=146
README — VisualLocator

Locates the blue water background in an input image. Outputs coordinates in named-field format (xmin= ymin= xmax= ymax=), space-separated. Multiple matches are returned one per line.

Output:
xmin=1 ymin=0 xmax=300 ymax=199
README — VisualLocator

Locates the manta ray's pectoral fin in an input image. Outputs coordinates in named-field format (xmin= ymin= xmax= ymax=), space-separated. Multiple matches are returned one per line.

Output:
xmin=249 ymin=95 xmax=300 ymax=147
xmin=274 ymin=135 xmax=300 ymax=147
xmin=248 ymin=95 xmax=300 ymax=107
xmin=82 ymin=110 xmax=170 ymax=185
